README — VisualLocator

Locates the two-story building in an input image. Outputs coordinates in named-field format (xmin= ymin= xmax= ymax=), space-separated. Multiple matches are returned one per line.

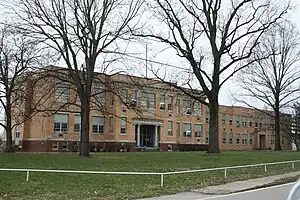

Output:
xmin=9 ymin=66 xmax=292 ymax=152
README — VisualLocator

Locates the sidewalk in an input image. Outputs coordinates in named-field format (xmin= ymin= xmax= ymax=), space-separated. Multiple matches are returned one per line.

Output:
xmin=137 ymin=171 xmax=300 ymax=200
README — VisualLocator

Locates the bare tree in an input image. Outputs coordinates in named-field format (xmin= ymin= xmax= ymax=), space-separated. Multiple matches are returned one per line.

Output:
xmin=235 ymin=21 xmax=300 ymax=150
xmin=0 ymin=26 xmax=49 ymax=152
xmin=9 ymin=0 xmax=143 ymax=156
xmin=132 ymin=0 xmax=289 ymax=153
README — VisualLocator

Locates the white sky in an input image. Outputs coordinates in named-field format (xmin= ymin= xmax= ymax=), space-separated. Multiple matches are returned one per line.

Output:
xmin=0 ymin=1 xmax=299 ymax=137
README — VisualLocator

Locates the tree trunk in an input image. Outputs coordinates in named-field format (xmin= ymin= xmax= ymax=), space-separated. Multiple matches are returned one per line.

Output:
xmin=274 ymin=102 xmax=282 ymax=151
xmin=207 ymin=92 xmax=220 ymax=154
xmin=5 ymin=110 xmax=14 ymax=153
xmin=79 ymin=99 xmax=90 ymax=157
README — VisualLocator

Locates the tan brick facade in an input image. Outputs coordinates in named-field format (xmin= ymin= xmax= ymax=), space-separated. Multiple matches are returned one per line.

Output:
xmin=11 ymin=67 xmax=292 ymax=152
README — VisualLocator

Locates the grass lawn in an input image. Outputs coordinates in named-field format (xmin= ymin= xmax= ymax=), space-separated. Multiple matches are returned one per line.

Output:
xmin=1 ymin=151 xmax=300 ymax=200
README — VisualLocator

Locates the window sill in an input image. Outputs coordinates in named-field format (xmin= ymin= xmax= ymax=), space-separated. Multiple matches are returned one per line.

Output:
xmin=92 ymin=133 xmax=104 ymax=135
xmin=120 ymin=133 xmax=127 ymax=136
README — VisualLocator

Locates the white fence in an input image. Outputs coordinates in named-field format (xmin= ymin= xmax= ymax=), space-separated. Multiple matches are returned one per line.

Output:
xmin=0 ymin=160 xmax=300 ymax=187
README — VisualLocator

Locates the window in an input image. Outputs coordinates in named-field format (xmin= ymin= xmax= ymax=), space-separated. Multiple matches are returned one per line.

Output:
xmin=167 ymin=96 xmax=173 ymax=111
xmin=120 ymin=89 xmax=128 ymax=105
xmin=249 ymin=121 xmax=252 ymax=127
xmin=110 ymin=92 xmax=114 ymax=106
xmin=55 ymin=84 xmax=69 ymax=103
xmin=222 ymin=132 xmax=226 ymax=144
xmin=270 ymin=135 xmax=275 ymax=145
xmin=176 ymin=99 xmax=180 ymax=113
xmin=222 ymin=114 xmax=226 ymax=125
xmin=250 ymin=134 xmax=254 ymax=145
xmin=242 ymin=134 xmax=248 ymax=144
xmin=255 ymin=122 xmax=258 ymax=127
xmin=130 ymin=90 xmax=137 ymax=107
xmin=206 ymin=112 xmax=210 ymax=124
xmin=206 ymin=132 xmax=209 ymax=144
xmin=168 ymin=121 xmax=173 ymax=136
xmin=229 ymin=133 xmax=233 ymax=144
xmin=183 ymin=123 xmax=192 ymax=137
xmin=92 ymin=116 xmax=105 ymax=134
xmin=120 ymin=117 xmax=127 ymax=135
xmin=141 ymin=92 xmax=156 ymax=109
xmin=281 ymin=136 xmax=284 ymax=145
xmin=195 ymin=124 xmax=202 ymax=138
xmin=236 ymin=133 xmax=240 ymax=144
xmin=74 ymin=115 xmax=81 ymax=133
xmin=259 ymin=123 xmax=262 ymax=128
xmin=109 ymin=116 xmax=114 ymax=133
xmin=229 ymin=115 xmax=233 ymax=125
xmin=52 ymin=141 xmax=58 ymax=151
xmin=62 ymin=141 xmax=68 ymax=151
xmin=54 ymin=114 xmax=68 ymax=132
xmin=194 ymin=102 xmax=202 ymax=116
xmin=160 ymin=94 xmax=165 ymax=111
xmin=93 ymin=87 xmax=106 ymax=106
xmin=176 ymin=122 xmax=180 ymax=137
xmin=183 ymin=100 xmax=192 ymax=114
xmin=236 ymin=116 xmax=240 ymax=127
xmin=15 ymin=126 xmax=20 ymax=138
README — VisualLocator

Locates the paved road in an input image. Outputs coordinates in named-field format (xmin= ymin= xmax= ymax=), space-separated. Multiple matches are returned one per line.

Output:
xmin=140 ymin=182 xmax=295 ymax=200
xmin=197 ymin=183 xmax=294 ymax=200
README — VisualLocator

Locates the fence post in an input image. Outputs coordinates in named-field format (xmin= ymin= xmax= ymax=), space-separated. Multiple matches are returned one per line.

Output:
xmin=264 ymin=165 xmax=267 ymax=172
xmin=224 ymin=168 xmax=227 ymax=179
xmin=26 ymin=171 xmax=30 ymax=182
xmin=292 ymin=162 xmax=295 ymax=169
xmin=160 ymin=174 xmax=164 ymax=188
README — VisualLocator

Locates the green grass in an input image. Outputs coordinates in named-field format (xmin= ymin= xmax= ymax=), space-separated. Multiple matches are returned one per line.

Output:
xmin=1 ymin=151 xmax=300 ymax=200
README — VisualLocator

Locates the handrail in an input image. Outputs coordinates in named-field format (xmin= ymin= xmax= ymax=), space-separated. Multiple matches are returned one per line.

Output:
xmin=0 ymin=159 xmax=299 ymax=187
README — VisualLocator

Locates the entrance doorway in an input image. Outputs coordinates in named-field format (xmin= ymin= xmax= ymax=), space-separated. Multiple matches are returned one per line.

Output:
xmin=140 ymin=125 xmax=155 ymax=147
xmin=259 ymin=135 xmax=266 ymax=149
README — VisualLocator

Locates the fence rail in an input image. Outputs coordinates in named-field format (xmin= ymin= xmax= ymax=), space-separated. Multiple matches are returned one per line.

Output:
xmin=1 ymin=160 xmax=300 ymax=187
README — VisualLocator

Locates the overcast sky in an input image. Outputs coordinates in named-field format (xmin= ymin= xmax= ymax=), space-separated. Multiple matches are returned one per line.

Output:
xmin=0 ymin=1 xmax=300 ymax=109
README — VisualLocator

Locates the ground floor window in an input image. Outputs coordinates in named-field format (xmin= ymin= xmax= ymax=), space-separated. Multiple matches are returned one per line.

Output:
xmin=92 ymin=116 xmax=105 ymax=134
xmin=236 ymin=133 xmax=240 ymax=144
xmin=182 ymin=123 xmax=192 ymax=137
xmin=242 ymin=134 xmax=248 ymax=144
xmin=229 ymin=133 xmax=233 ymax=144
xmin=194 ymin=124 xmax=202 ymax=138
xmin=250 ymin=134 xmax=254 ymax=145
xmin=54 ymin=114 xmax=68 ymax=133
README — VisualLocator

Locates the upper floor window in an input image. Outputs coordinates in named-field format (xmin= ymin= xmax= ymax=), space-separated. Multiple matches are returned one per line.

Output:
xmin=93 ymin=87 xmax=105 ymax=106
xmin=141 ymin=92 xmax=156 ymax=109
xmin=160 ymin=94 xmax=165 ymax=111
xmin=194 ymin=102 xmax=202 ymax=116
xmin=130 ymin=90 xmax=137 ymax=107
xmin=222 ymin=114 xmax=226 ymax=124
xmin=54 ymin=114 xmax=68 ymax=132
xmin=120 ymin=89 xmax=128 ymax=105
xmin=55 ymin=84 xmax=69 ymax=103
xmin=229 ymin=115 xmax=233 ymax=125
xmin=167 ymin=96 xmax=173 ymax=111
xmin=182 ymin=100 xmax=192 ymax=114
